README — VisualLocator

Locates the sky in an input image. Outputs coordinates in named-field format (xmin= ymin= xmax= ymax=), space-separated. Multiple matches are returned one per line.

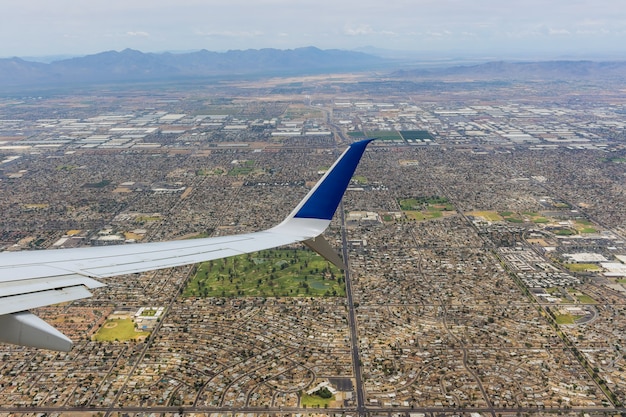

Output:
xmin=2 ymin=0 xmax=626 ymax=60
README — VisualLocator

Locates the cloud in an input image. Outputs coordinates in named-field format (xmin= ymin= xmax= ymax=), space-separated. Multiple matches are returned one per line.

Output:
xmin=426 ymin=30 xmax=453 ymax=38
xmin=195 ymin=30 xmax=264 ymax=38
xmin=576 ymin=29 xmax=610 ymax=36
xmin=548 ymin=28 xmax=571 ymax=36
xmin=343 ymin=24 xmax=396 ymax=37
xmin=126 ymin=31 xmax=150 ymax=37
xmin=344 ymin=24 xmax=375 ymax=36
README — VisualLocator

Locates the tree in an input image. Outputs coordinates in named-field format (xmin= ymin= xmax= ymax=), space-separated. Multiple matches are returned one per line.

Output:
xmin=314 ymin=386 xmax=333 ymax=399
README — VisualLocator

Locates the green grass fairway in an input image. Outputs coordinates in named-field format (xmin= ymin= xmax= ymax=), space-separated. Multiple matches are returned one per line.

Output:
xmin=93 ymin=318 xmax=150 ymax=342
xmin=300 ymin=393 xmax=335 ymax=407
xmin=184 ymin=248 xmax=345 ymax=298
xmin=555 ymin=314 xmax=575 ymax=324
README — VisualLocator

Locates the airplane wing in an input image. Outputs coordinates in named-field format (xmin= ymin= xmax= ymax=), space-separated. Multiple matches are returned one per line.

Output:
xmin=0 ymin=139 xmax=374 ymax=351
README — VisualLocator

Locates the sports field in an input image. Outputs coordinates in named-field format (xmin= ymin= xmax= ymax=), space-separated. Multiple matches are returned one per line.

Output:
xmin=399 ymin=196 xmax=455 ymax=221
xmin=92 ymin=318 xmax=150 ymax=342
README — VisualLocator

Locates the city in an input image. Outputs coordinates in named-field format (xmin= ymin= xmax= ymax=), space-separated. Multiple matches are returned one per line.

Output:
xmin=1 ymin=73 xmax=626 ymax=417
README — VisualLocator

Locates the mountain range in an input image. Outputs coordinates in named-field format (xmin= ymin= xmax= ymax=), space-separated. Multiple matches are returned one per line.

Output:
xmin=2 ymin=47 xmax=626 ymax=92
xmin=391 ymin=60 xmax=626 ymax=81
xmin=0 ymin=47 xmax=385 ymax=90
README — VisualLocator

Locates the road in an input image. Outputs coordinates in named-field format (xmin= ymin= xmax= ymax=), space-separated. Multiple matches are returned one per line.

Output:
xmin=4 ymin=404 xmax=625 ymax=415
xmin=340 ymin=201 xmax=367 ymax=416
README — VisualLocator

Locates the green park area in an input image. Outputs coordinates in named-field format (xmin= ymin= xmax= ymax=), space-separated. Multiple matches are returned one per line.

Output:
xmin=468 ymin=210 xmax=561 ymax=225
xmin=554 ymin=313 xmax=581 ymax=325
xmin=364 ymin=130 xmax=403 ymax=141
xmin=319 ymin=167 xmax=369 ymax=187
xmin=353 ymin=175 xmax=368 ymax=184
xmin=282 ymin=105 xmax=324 ymax=120
xmin=196 ymin=168 xmax=225 ymax=176
xmin=140 ymin=308 xmax=158 ymax=317
xmin=92 ymin=318 xmax=150 ymax=342
xmin=602 ymin=156 xmax=626 ymax=164
xmin=494 ymin=211 xmax=551 ymax=224
xmin=553 ymin=228 xmax=577 ymax=236
xmin=399 ymin=196 xmax=454 ymax=221
xmin=56 ymin=164 xmax=78 ymax=171
xmin=135 ymin=214 xmax=162 ymax=223
xmin=500 ymin=211 xmax=538 ymax=223
xmin=568 ymin=289 xmax=598 ymax=304
xmin=300 ymin=387 xmax=335 ymax=407
xmin=351 ymin=129 xmax=434 ymax=142
xmin=467 ymin=211 xmax=503 ymax=222
xmin=547 ymin=219 xmax=598 ymax=236
xmin=564 ymin=263 xmax=602 ymax=273
xmin=532 ymin=216 xmax=550 ymax=224
xmin=574 ymin=219 xmax=598 ymax=234
xmin=184 ymin=248 xmax=345 ymax=298
xmin=521 ymin=211 xmax=550 ymax=223
xmin=228 ymin=160 xmax=255 ymax=176
xmin=405 ymin=210 xmax=443 ymax=221
xmin=381 ymin=213 xmax=396 ymax=222
xmin=84 ymin=179 xmax=112 ymax=188
xmin=399 ymin=130 xmax=435 ymax=141
xmin=498 ymin=211 xmax=524 ymax=223
xmin=300 ymin=393 xmax=335 ymax=407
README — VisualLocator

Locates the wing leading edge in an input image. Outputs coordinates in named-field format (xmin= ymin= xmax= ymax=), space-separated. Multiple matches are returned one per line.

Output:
xmin=0 ymin=139 xmax=374 ymax=351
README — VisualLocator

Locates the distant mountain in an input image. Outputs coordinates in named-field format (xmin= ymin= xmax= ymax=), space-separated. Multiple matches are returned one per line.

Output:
xmin=391 ymin=60 xmax=626 ymax=81
xmin=0 ymin=47 xmax=386 ymax=90
xmin=4 ymin=51 xmax=625 ymax=92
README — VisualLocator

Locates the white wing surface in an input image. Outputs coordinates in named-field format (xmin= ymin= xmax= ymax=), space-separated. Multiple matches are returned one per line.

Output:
xmin=0 ymin=139 xmax=374 ymax=351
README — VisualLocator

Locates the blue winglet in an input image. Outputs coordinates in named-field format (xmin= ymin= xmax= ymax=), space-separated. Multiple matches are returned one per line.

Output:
xmin=294 ymin=138 xmax=374 ymax=220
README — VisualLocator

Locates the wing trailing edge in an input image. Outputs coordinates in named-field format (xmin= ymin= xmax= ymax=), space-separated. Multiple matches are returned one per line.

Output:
xmin=0 ymin=139 xmax=374 ymax=350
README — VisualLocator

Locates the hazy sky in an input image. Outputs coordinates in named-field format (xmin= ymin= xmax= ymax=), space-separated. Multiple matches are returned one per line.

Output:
xmin=2 ymin=0 xmax=625 ymax=59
